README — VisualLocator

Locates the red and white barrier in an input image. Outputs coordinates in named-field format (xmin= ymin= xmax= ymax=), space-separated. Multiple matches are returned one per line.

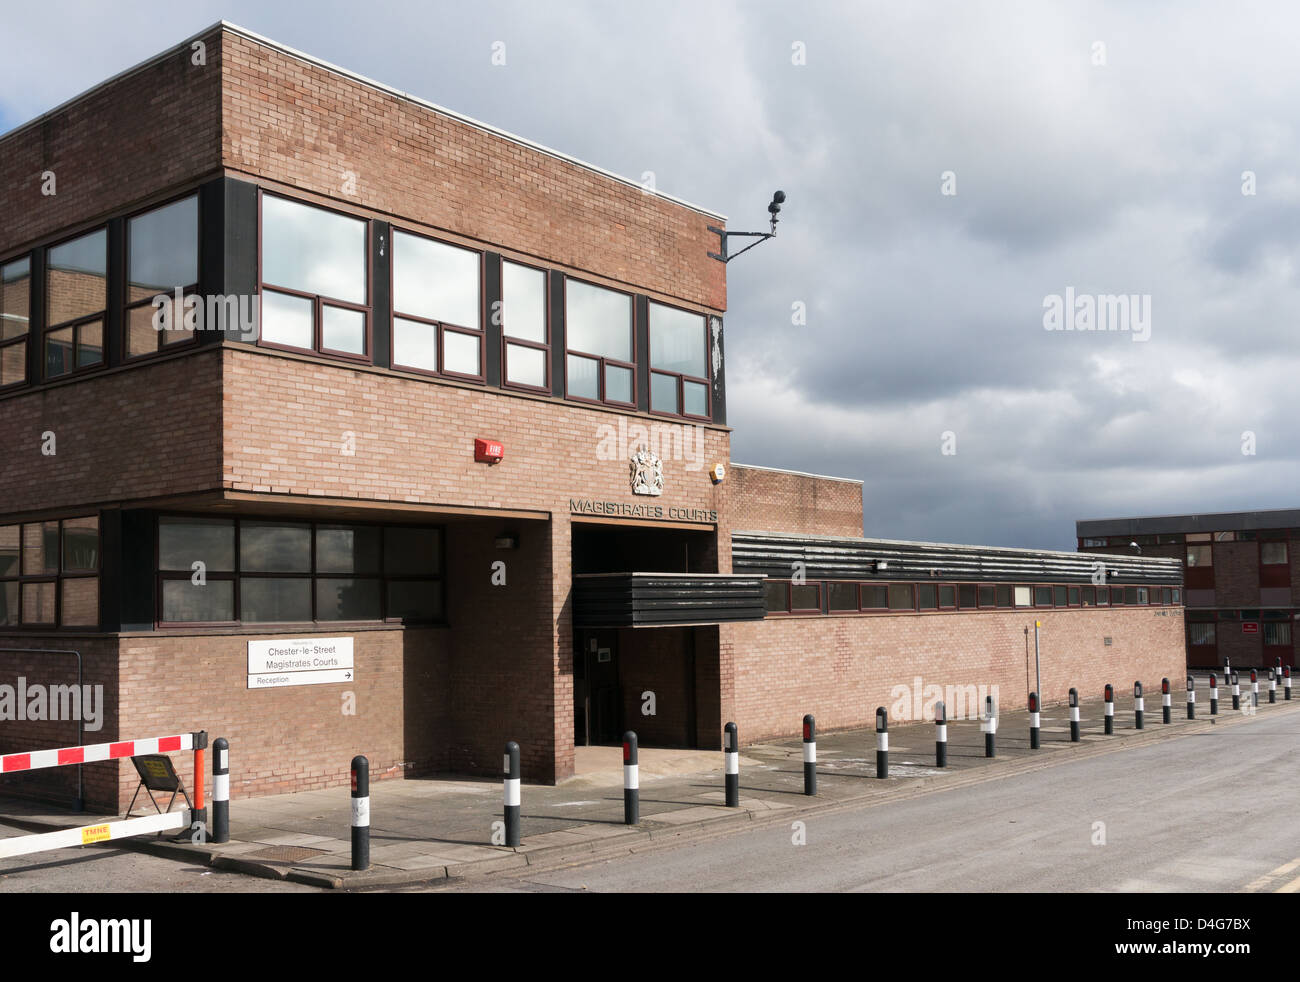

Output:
xmin=0 ymin=730 xmax=208 ymax=860
xmin=0 ymin=733 xmax=196 ymax=774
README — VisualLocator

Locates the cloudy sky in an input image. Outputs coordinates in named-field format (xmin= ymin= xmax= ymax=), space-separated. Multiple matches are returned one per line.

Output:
xmin=4 ymin=1 xmax=1297 ymax=550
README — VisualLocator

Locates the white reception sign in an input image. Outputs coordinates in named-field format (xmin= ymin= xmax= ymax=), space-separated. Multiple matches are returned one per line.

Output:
xmin=247 ymin=637 xmax=355 ymax=689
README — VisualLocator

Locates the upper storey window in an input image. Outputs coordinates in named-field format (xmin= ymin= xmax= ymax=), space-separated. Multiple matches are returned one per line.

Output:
xmin=391 ymin=230 xmax=483 ymax=380
xmin=261 ymin=194 xmax=369 ymax=360
xmin=125 ymin=195 xmax=199 ymax=358
xmin=45 ymin=228 xmax=106 ymax=379
xmin=565 ymin=279 xmax=633 ymax=407
xmin=501 ymin=260 xmax=548 ymax=391
xmin=648 ymin=301 xmax=710 ymax=419
xmin=0 ymin=257 xmax=30 ymax=388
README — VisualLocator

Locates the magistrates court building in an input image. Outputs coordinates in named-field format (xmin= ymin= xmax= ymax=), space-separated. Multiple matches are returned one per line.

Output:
xmin=0 ymin=24 xmax=1185 ymax=810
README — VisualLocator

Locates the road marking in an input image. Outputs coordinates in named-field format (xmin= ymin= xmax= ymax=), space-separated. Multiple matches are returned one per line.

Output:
xmin=1243 ymin=856 xmax=1300 ymax=892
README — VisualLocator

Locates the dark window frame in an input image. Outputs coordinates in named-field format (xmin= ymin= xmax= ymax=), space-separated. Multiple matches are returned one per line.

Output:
xmin=562 ymin=276 xmax=636 ymax=409
xmin=500 ymin=257 xmax=551 ymax=394
xmin=0 ymin=252 xmax=32 ymax=390
xmin=122 ymin=192 xmax=203 ymax=363
xmin=0 ymin=516 xmax=101 ymax=630
xmin=155 ymin=514 xmax=445 ymax=629
xmin=389 ymin=225 xmax=486 ymax=383
xmin=257 ymin=190 xmax=374 ymax=365
xmin=646 ymin=298 xmax=712 ymax=422
xmin=43 ymin=225 xmax=108 ymax=382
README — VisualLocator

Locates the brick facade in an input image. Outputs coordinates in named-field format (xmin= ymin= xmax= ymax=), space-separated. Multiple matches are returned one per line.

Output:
xmin=728 ymin=464 xmax=863 ymax=537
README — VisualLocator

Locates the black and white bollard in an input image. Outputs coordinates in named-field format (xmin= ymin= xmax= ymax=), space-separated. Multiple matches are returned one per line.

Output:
xmin=1134 ymin=681 xmax=1145 ymax=730
xmin=875 ymin=708 xmax=889 ymax=778
xmin=1162 ymin=677 xmax=1172 ymax=725
xmin=802 ymin=715 xmax=817 ymax=796
xmin=1224 ymin=658 xmax=1232 ymax=688
xmin=1186 ymin=676 xmax=1195 ymax=720
xmin=1104 ymin=684 xmax=1114 ymax=735
xmin=1069 ymin=688 xmax=1080 ymax=742
xmin=1251 ymin=669 xmax=1259 ymax=709
xmin=935 ymin=700 xmax=948 ymax=767
xmin=503 ymin=740 xmax=521 ymax=848
xmin=982 ymin=695 xmax=997 ymax=758
xmin=212 ymin=737 xmax=230 ymax=844
xmin=351 ymin=755 xmax=369 ymax=872
xmin=1029 ymin=692 xmax=1041 ymax=750
xmin=724 ymin=722 xmax=740 ymax=806
xmin=623 ymin=731 xmax=639 ymax=825
xmin=1268 ymin=669 xmax=1277 ymax=704
xmin=1286 ymin=665 xmax=1292 ymax=701
xmin=1232 ymin=672 xmax=1241 ymax=711
xmin=1209 ymin=673 xmax=1218 ymax=715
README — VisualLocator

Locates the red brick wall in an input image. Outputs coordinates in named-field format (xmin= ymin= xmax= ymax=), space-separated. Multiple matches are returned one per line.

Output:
xmin=727 ymin=465 xmax=863 ymax=537
xmin=1214 ymin=542 xmax=1260 ymax=607
xmin=219 ymin=31 xmax=724 ymax=311
xmin=723 ymin=606 xmax=1186 ymax=744
xmin=0 ymin=30 xmax=221 ymax=257
xmin=0 ymin=350 xmax=224 ymax=515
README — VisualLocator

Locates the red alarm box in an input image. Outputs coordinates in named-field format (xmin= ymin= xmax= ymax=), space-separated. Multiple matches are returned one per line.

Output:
xmin=474 ymin=438 xmax=505 ymax=463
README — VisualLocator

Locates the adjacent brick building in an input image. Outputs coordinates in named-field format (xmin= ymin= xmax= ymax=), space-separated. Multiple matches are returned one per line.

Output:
xmin=1078 ymin=509 xmax=1300 ymax=671
xmin=0 ymin=23 xmax=1185 ymax=812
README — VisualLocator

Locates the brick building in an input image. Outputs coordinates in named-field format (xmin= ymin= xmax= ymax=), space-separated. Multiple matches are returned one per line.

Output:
xmin=1078 ymin=510 xmax=1300 ymax=671
xmin=0 ymin=23 xmax=1185 ymax=811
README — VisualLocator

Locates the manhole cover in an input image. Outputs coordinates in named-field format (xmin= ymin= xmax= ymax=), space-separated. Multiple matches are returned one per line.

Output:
xmin=245 ymin=845 xmax=329 ymax=863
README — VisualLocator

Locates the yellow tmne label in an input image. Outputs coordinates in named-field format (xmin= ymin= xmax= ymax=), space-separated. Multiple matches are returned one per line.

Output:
xmin=81 ymin=824 xmax=112 ymax=845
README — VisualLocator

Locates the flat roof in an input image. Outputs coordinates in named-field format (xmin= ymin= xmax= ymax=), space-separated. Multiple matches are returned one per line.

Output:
xmin=730 ymin=463 xmax=864 ymax=485
xmin=0 ymin=21 xmax=727 ymax=223
xmin=1076 ymin=508 xmax=1300 ymax=537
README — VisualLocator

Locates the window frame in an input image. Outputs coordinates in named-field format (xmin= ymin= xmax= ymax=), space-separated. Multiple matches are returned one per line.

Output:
xmin=258 ymin=191 xmax=373 ymax=365
xmin=0 ymin=252 xmax=31 ymax=390
xmin=826 ymin=580 xmax=860 ymax=614
xmin=122 ymin=193 xmax=202 ymax=362
xmin=646 ymin=299 xmax=711 ymax=421
xmin=43 ymin=225 xmax=108 ymax=382
xmin=389 ymin=225 xmax=485 ymax=383
xmin=155 ymin=515 xmax=445 ymax=629
xmin=500 ymin=258 xmax=551 ymax=394
xmin=563 ymin=276 xmax=636 ymax=409
xmin=0 ymin=516 xmax=101 ymax=630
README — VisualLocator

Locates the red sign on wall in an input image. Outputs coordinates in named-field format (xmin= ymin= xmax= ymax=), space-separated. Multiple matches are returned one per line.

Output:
xmin=474 ymin=438 xmax=505 ymax=463
xmin=1242 ymin=622 xmax=1259 ymax=635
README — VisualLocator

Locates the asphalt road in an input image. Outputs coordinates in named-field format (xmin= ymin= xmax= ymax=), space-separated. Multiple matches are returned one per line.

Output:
xmin=437 ymin=709 xmax=1300 ymax=893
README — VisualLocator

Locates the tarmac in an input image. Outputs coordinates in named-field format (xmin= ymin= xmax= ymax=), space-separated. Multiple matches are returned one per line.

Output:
xmin=0 ymin=670 xmax=1292 ymax=889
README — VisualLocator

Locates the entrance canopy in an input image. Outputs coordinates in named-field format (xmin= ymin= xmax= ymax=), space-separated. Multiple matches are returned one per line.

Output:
xmin=573 ymin=572 xmax=766 ymax=628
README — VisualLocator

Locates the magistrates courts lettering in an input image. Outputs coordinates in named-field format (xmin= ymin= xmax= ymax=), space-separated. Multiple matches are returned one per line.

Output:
xmin=569 ymin=499 xmax=717 ymax=523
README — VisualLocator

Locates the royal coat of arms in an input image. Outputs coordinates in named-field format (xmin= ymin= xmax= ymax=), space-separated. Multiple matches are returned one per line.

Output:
xmin=629 ymin=446 xmax=665 ymax=496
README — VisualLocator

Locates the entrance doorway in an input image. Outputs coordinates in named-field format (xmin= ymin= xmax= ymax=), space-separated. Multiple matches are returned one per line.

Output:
xmin=575 ymin=630 xmax=621 ymax=745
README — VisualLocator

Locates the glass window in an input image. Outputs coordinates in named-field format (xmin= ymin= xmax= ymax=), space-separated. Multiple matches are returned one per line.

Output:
xmin=888 ymin=584 xmax=913 ymax=610
xmin=977 ymin=585 xmax=995 ymax=607
xmin=1068 ymin=587 xmax=1080 ymax=606
xmin=502 ymin=261 xmax=549 ymax=390
xmin=1187 ymin=545 xmax=1212 ymax=567
xmin=1172 ymin=589 xmax=1181 ymax=604
xmin=1262 ymin=541 xmax=1288 ymax=565
xmin=1014 ymin=586 xmax=1032 ymax=607
xmin=996 ymin=585 xmax=1012 ymax=607
xmin=861 ymin=584 xmax=888 ymax=609
xmin=159 ymin=518 xmax=235 ymax=571
xmin=1111 ymin=587 xmax=1125 ymax=605
xmin=261 ymin=194 xmax=369 ymax=358
xmin=62 ymin=517 xmax=99 ymax=572
xmin=0 ymin=517 xmax=99 ymax=628
xmin=1124 ymin=587 xmax=1140 ymax=605
xmin=316 ymin=578 xmax=382 ymax=621
xmin=162 ymin=579 xmax=234 ymax=623
xmin=1161 ymin=588 xmax=1173 ymax=605
xmin=1096 ymin=587 xmax=1109 ymax=606
xmin=1082 ymin=586 xmax=1096 ymax=605
xmin=918 ymin=584 xmax=938 ymax=609
xmin=1 ymin=257 xmax=30 ymax=388
xmin=764 ymin=580 xmax=788 ymax=613
xmin=959 ymin=585 xmax=977 ymax=608
xmin=384 ymin=527 xmax=441 ymax=576
xmin=1053 ymin=586 xmax=1068 ymax=607
xmin=316 ymin=526 xmax=382 ymax=574
xmin=648 ymin=301 xmax=709 ymax=418
xmin=60 ymin=578 xmax=98 ymax=627
xmin=1136 ymin=587 xmax=1149 ymax=604
xmin=565 ymin=279 xmax=633 ymax=404
xmin=791 ymin=583 xmax=820 ymax=611
xmin=125 ymin=196 xmax=199 ymax=357
xmin=240 ymin=522 xmax=311 ymax=573
xmin=938 ymin=585 xmax=956 ymax=608
xmin=391 ymin=231 xmax=482 ymax=378
xmin=387 ymin=580 xmax=444 ymax=621
xmin=1035 ymin=587 xmax=1053 ymax=606
xmin=241 ymin=577 xmax=312 ymax=622
xmin=45 ymin=228 xmax=106 ymax=379
xmin=828 ymin=582 xmax=858 ymax=611
xmin=1188 ymin=622 xmax=1216 ymax=646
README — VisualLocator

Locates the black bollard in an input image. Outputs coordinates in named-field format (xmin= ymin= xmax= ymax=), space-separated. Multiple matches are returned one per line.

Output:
xmin=1209 ymin=673 xmax=1218 ymax=716
xmin=1134 ymin=681 xmax=1145 ymax=730
xmin=212 ymin=737 xmax=230 ymax=845
xmin=875 ymin=708 xmax=889 ymax=778
xmin=1186 ymin=676 xmax=1195 ymax=720
xmin=1269 ymin=669 xmax=1277 ymax=704
xmin=1232 ymin=672 xmax=1240 ymax=711
xmin=935 ymin=700 xmax=948 ymax=767
xmin=1029 ymin=692 xmax=1041 ymax=750
xmin=802 ymin=715 xmax=817 ymax=795
xmin=1161 ymin=677 xmax=1171 ymax=725
xmin=1068 ymin=688 xmax=1080 ymax=742
xmin=503 ymin=740 xmax=520 ymax=848
xmin=351 ymin=755 xmax=369 ymax=871
xmin=1104 ymin=684 xmax=1114 ymax=735
xmin=1286 ymin=665 xmax=1292 ymax=701
xmin=983 ymin=695 xmax=997 ymax=758
xmin=724 ymin=722 xmax=740 ymax=806
xmin=623 ymin=731 xmax=639 ymax=825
